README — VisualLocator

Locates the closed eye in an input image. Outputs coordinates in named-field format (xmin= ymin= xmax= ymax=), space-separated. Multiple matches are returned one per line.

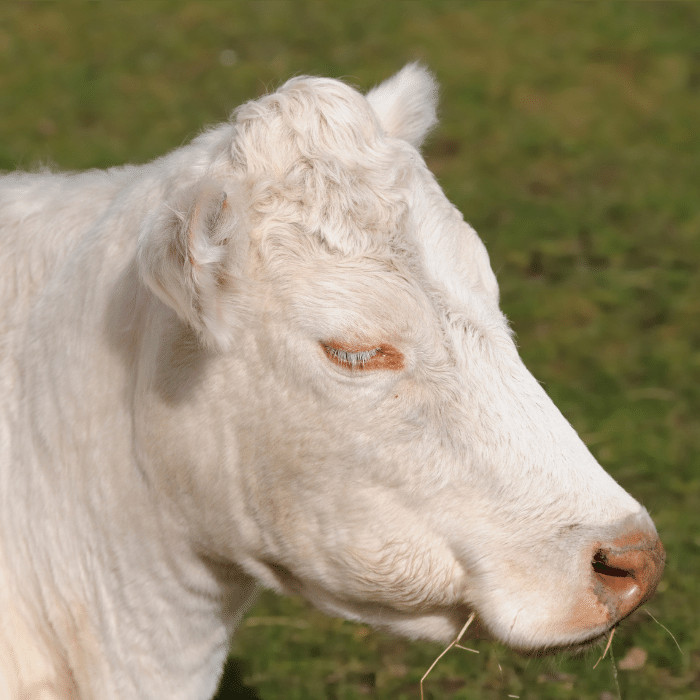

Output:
xmin=321 ymin=341 xmax=405 ymax=371
xmin=324 ymin=345 xmax=379 ymax=368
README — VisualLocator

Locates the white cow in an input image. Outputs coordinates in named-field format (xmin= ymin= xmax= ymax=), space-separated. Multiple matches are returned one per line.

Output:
xmin=0 ymin=65 xmax=664 ymax=699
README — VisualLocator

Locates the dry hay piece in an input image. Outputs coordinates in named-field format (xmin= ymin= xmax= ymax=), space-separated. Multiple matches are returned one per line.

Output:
xmin=420 ymin=613 xmax=478 ymax=700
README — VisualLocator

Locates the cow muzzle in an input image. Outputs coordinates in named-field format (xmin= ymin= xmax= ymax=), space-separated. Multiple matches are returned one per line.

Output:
xmin=544 ymin=517 xmax=665 ymax=651
xmin=591 ymin=526 xmax=665 ymax=624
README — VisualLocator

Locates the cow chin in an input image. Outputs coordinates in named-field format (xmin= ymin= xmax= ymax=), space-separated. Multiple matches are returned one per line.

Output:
xmin=496 ymin=621 xmax=612 ymax=657
xmin=505 ymin=622 xmax=612 ymax=658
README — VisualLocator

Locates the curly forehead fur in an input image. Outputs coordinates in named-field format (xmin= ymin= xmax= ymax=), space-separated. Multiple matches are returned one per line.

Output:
xmin=230 ymin=76 xmax=415 ymax=255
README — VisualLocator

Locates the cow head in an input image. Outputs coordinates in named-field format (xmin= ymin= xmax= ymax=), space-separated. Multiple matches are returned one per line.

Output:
xmin=136 ymin=64 xmax=664 ymax=652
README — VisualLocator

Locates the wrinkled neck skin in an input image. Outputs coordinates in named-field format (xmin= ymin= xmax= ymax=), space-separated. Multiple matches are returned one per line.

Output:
xmin=0 ymin=134 xmax=256 ymax=700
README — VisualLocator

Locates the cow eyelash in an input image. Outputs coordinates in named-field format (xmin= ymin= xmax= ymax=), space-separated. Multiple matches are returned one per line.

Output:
xmin=321 ymin=341 xmax=405 ymax=372
xmin=323 ymin=344 xmax=380 ymax=369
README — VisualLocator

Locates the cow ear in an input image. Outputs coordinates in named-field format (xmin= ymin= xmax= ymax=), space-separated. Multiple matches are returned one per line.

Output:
xmin=366 ymin=63 xmax=438 ymax=149
xmin=137 ymin=179 xmax=242 ymax=350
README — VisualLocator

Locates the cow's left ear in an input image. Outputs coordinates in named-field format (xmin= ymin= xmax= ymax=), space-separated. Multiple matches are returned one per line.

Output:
xmin=366 ymin=63 xmax=438 ymax=149
xmin=137 ymin=179 xmax=243 ymax=350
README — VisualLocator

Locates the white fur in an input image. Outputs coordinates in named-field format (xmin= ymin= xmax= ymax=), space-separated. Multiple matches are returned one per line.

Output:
xmin=0 ymin=65 xmax=655 ymax=699
xmin=366 ymin=62 xmax=438 ymax=147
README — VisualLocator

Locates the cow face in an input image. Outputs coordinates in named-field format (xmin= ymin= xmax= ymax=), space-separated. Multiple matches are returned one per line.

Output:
xmin=137 ymin=65 xmax=664 ymax=653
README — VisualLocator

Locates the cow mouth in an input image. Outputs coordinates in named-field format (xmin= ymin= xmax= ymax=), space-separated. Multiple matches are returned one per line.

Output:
xmin=512 ymin=628 xmax=611 ymax=658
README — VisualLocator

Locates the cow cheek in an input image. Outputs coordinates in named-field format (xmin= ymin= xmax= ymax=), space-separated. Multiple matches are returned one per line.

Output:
xmin=134 ymin=385 xmax=247 ymax=552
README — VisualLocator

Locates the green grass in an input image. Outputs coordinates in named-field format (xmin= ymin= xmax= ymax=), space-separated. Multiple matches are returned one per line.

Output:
xmin=2 ymin=2 xmax=699 ymax=698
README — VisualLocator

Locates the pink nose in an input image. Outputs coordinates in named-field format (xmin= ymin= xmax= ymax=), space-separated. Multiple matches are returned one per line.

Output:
xmin=592 ymin=529 xmax=665 ymax=622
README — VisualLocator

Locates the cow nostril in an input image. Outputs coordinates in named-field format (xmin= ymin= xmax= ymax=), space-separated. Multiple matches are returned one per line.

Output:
xmin=592 ymin=551 xmax=632 ymax=579
xmin=591 ymin=533 xmax=665 ymax=623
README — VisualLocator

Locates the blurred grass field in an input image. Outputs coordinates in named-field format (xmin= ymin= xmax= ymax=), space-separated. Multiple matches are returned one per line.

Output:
xmin=2 ymin=2 xmax=699 ymax=698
